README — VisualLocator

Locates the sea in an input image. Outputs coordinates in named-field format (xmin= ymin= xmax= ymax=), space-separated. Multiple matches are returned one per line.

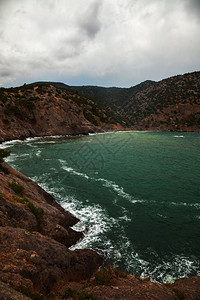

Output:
xmin=1 ymin=131 xmax=200 ymax=283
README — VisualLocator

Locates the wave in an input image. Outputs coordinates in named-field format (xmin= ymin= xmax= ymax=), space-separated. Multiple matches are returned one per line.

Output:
xmin=141 ymin=254 xmax=200 ymax=283
xmin=60 ymin=160 xmax=142 ymax=204
xmin=5 ymin=152 xmax=30 ymax=165
xmin=169 ymin=201 xmax=200 ymax=209
xmin=0 ymin=139 xmax=25 ymax=149
xmin=36 ymin=150 xmax=42 ymax=157
xmin=88 ymin=131 xmax=115 ymax=136
xmin=173 ymin=135 xmax=184 ymax=138
xmin=29 ymin=172 xmax=133 ymax=263
xmin=35 ymin=141 xmax=56 ymax=144
xmin=147 ymin=199 xmax=200 ymax=210
xmin=25 ymin=135 xmax=66 ymax=142
xmin=62 ymin=166 xmax=90 ymax=180
xmin=88 ymin=130 xmax=149 ymax=136
xmin=30 ymin=176 xmax=121 ymax=254
xmin=28 ymin=168 xmax=200 ymax=284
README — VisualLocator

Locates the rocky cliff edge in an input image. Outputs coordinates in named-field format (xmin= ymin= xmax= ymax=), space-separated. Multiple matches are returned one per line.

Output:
xmin=0 ymin=161 xmax=102 ymax=298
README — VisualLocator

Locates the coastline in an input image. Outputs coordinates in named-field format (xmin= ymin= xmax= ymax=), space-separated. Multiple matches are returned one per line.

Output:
xmin=1 ymin=161 xmax=200 ymax=298
xmin=1 ymin=128 xmax=199 ymax=147
xmin=1 ymin=131 xmax=200 ymax=299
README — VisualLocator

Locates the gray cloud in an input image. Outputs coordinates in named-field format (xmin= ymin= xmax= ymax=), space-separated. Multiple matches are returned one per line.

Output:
xmin=0 ymin=0 xmax=199 ymax=87
xmin=186 ymin=0 xmax=200 ymax=18
xmin=79 ymin=0 xmax=102 ymax=38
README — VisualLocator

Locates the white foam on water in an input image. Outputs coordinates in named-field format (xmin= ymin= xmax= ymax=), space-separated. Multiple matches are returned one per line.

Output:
xmin=60 ymin=160 xmax=143 ymax=204
xmin=35 ymin=141 xmax=56 ymax=144
xmin=68 ymin=204 xmax=116 ymax=250
xmin=170 ymin=201 xmax=200 ymax=209
xmin=0 ymin=139 xmax=24 ymax=149
xmin=25 ymin=135 xmax=64 ymax=142
xmin=88 ymin=130 xmax=148 ymax=137
xmin=5 ymin=152 xmax=30 ymax=161
xmin=148 ymin=199 xmax=200 ymax=210
xmin=173 ymin=135 xmax=184 ymax=138
xmin=27 ymin=172 xmax=133 ymax=266
xmin=118 ymin=215 xmax=132 ymax=222
xmin=22 ymin=169 xmax=200 ymax=284
xmin=93 ymin=177 xmax=143 ymax=204
xmin=157 ymin=214 xmax=167 ymax=219
xmin=62 ymin=166 xmax=90 ymax=180
xmin=26 ymin=137 xmax=43 ymax=142
xmin=35 ymin=150 xmax=41 ymax=157
xmin=96 ymin=178 xmax=132 ymax=201
xmin=139 ymin=254 xmax=199 ymax=283
xmin=88 ymin=131 xmax=115 ymax=136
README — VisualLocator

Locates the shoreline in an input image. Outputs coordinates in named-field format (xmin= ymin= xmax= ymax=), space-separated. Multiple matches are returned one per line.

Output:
xmin=1 ymin=129 xmax=199 ymax=147
xmin=1 ymin=161 xmax=200 ymax=299
xmin=1 ymin=132 xmax=200 ymax=298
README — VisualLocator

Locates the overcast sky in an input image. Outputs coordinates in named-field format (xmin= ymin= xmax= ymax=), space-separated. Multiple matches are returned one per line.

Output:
xmin=0 ymin=0 xmax=200 ymax=88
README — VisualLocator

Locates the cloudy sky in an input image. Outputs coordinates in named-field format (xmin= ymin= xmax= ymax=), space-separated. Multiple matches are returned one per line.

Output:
xmin=0 ymin=0 xmax=200 ymax=88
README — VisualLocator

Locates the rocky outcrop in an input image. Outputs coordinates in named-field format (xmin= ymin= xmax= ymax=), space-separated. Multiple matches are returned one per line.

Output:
xmin=0 ymin=84 xmax=124 ymax=142
xmin=0 ymin=162 xmax=102 ymax=297
xmin=55 ymin=271 xmax=200 ymax=300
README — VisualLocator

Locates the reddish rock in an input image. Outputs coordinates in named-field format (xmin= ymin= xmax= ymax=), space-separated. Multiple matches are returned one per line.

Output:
xmin=0 ymin=162 xmax=102 ymax=297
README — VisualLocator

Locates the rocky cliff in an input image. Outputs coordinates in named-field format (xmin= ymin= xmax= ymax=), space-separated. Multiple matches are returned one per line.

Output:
xmin=0 ymin=159 xmax=102 ymax=298
xmin=0 ymin=84 xmax=125 ymax=143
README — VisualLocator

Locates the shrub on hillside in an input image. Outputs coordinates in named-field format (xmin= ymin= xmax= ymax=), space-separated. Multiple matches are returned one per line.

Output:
xmin=8 ymin=182 xmax=24 ymax=194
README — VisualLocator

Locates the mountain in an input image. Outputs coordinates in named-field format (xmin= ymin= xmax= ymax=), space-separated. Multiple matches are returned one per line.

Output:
xmin=35 ymin=71 xmax=200 ymax=131
xmin=1 ymin=73 xmax=200 ymax=298
xmin=123 ymin=71 xmax=200 ymax=131
xmin=0 ymin=71 xmax=199 ymax=143
xmin=0 ymin=84 xmax=126 ymax=142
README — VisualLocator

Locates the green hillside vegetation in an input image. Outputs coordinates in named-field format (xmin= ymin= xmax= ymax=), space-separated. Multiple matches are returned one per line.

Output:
xmin=1 ymin=71 xmax=200 ymax=133
xmin=33 ymin=71 xmax=200 ymax=131
xmin=0 ymin=83 xmax=127 ymax=132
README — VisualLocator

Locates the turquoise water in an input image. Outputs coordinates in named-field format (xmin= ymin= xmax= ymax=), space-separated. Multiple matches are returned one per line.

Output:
xmin=2 ymin=131 xmax=200 ymax=282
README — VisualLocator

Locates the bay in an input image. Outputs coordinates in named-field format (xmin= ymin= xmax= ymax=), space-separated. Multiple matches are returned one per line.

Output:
xmin=2 ymin=131 xmax=200 ymax=283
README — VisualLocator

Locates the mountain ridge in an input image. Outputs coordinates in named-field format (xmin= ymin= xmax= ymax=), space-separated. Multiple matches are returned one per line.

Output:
xmin=0 ymin=70 xmax=200 ymax=144
xmin=0 ymin=84 xmax=126 ymax=142
xmin=33 ymin=70 xmax=200 ymax=131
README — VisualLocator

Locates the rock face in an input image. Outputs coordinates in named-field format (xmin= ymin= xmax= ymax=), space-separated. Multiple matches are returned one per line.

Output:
xmin=0 ymin=84 xmax=125 ymax=142
xmin=0 ymin=162 xmax=102 ymax=297
xmin=55 ymin=271 xmax=200 ymax=300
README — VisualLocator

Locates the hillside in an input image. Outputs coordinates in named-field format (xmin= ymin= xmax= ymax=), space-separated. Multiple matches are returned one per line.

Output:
xmin=36 ymin=71 xmax=200 ymax=131
xmin=123 ymin=71 xmax=200 ymax=131
xmin=0 ymin=84 xmax=126 ymax=142
xmin=1 ymin=71 xmax=199 ymax=140
xmin=1 ymin=73 xmax=200 ymax=298
xmin=0 ymin=151 xmax=102 ymax=298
